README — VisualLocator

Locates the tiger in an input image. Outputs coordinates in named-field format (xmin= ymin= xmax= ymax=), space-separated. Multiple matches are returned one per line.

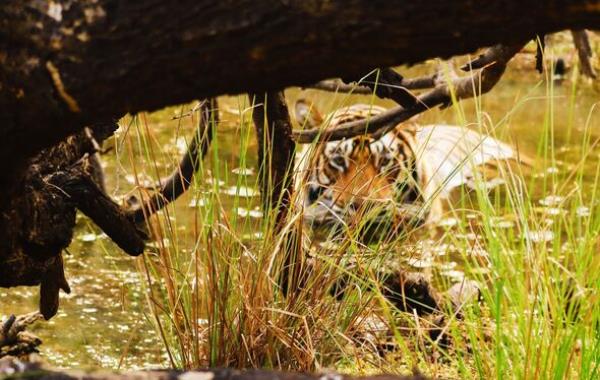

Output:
xmin=293 ymin=99 xmax=526 ymax=232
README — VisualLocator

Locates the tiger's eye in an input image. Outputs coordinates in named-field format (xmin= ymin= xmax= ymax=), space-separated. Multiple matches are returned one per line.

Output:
xmin=330 ymin=155 xmax=345 ymax=168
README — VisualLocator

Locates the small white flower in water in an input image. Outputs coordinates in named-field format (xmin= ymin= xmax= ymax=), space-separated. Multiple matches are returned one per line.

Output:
xmin=440 ymin=269 xmax=465 ymax=282
xmin=438 ymin=261 xmax=457 ymax=271
xmin=544 ymin=207 xmax=564 ymax=216
xmin=231 ymin=167 xmax=255 ymax=176
xmin=437 ymin=218 xmax=459 ymax=228
xmin=205 ymin=177 xmax=225 ymax=186
xmin=433 ymin=243 xmax=451 ymax=256
xmin=526 ymin=230 xmax=554 ymax=243
xmin=147 ymin=238 xmax=171 ymax=248
xmin=318 ymin=241 xmax=340 ymax=250
xmin=455 ymin=233 xmax=477 ymax=241
xmin=576 ymin=206 xmax=591 ymax=217
xmin=407 ymin=257 xmax=434 ymax=269
xmin=78 ymin=233 xmax=98 ymax=242
xmin=236 ymin=207 xmax=263 ymax=218
xmin=223 ymin=186 xmax=258 ymax=197
xmin=188 ymin=198 xmax=207 ymax=208
xmin=468 ymin=245 xmax=489 ymax=258
xmin=242 ymin=232 xmax=263 ymax=241
xmin=539 ymin=195 xmax=564 ymax=207
xmin=490 ymin=217 xmax=514 ymax=229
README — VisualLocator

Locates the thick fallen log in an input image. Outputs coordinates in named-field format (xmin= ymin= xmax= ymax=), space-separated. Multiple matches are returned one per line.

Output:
xmin=2 ymin=1 xmax=600 ymax=176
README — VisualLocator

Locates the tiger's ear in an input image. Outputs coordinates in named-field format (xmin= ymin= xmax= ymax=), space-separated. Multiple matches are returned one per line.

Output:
xmin=294 ymin=98 xmax=324 ymax=129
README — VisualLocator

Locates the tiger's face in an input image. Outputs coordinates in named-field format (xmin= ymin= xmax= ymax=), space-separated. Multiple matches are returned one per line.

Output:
xmin=295 ymin=100 xmax=422 ymax=225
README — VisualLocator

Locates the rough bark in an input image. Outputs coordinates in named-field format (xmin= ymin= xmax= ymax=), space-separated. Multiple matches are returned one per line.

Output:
xmin=250 ymin=92 xmax=296 ymax=226
xmin=1 ymin=1 xmax=600 ymax=178
xmin=0 ymin=122 xmax=147 ymax=319
xmin=250 ymin=92 xmax=304 ymax=296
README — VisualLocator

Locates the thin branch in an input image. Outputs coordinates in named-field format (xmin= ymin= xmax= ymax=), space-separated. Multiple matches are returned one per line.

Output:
xmin=344 ymin=68 xmax=418 ymax=107
xmin=308 ymin=72 xmax=439 ymax=95
xmin=308 ymin=79 xmax=373 ymax=94
xmin=293 ymin=43 xmax=524 ymax=144
xmin=129 ymin=99 xmax=218 ymax=223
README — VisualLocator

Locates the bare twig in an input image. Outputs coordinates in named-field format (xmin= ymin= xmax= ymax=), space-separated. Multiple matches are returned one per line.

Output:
xmin=129 ymin=99 xmax=218 ymax=224
xmin=344 ymin=68 xmax=418 ymax=107
xmin=293 ymin=43 xmax=524 ymax=144
xmin=309 ymin=72 xmax=439 ymax=95
xmin=308 ymin=79 xmax=373 ymax=94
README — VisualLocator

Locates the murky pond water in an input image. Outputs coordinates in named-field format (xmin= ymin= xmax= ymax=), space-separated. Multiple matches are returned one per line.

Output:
xmin=1 ymin=52 xmax=599 ymax=369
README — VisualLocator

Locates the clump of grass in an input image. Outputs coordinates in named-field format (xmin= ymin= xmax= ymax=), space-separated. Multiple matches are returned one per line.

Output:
xmin=115 ymin=47 xmax=600 ymax=378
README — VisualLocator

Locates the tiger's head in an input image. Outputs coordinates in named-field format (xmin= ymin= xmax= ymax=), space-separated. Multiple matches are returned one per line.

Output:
xmin=294 ymin=99 xmax=427 ymax=228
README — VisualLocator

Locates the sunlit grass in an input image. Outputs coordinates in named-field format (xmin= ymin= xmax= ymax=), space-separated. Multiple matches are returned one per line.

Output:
xmin=113 ymin=48 xmax=600 ymax=379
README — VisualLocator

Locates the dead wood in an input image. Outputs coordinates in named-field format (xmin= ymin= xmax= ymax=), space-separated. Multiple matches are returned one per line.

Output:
xmin=250 ymin=92 xmax=296 ymax=226
xmin=293 ymin=43 xmax=524 ymax=144
xmin=0 ymin=123 xmax=148 ymax=319
xmin=129 ymin=99 xmax=218 ymax=224
xmin=1 ymin=1 xmax=600 ymax=179
xmin=48 ymin=165 xmax=146 ymax=257
xmin=250 ymin=92 xmax=305 ymax=295
xmin=572 ymin=30 xmax=598 ymax=79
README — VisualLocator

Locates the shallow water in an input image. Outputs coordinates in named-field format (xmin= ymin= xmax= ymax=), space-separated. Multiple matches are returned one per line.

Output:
xmin=1 ymin=53 xmax=599 ymax=369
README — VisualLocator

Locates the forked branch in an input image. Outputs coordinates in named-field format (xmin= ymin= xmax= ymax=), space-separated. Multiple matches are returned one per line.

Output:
xmin=129 ymin=99 xmax=217 ymax=223
xmin=294 ymin=43 xmax=525 ymax=144
xmin=309 ymin=72 xmax=439 ymax=96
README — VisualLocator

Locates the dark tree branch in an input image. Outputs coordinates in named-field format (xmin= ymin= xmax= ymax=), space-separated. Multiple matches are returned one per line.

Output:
xmin=250 ymin=91 xmax=303 ymax=296
xmin=293 ymin=43 xmax=524 ymax=144
xmin=343 ymin=68 xmax=418 ymax=107
xmin=309 ymin=72 xmax=440 ymax=95
xmin=1 ymin=1 xmax=600 ymax=179
xmin=250 ymin=92 xmax=296 ymax=227
xmin=307 ymin=79 xmax=374 ymax=94
xmin=536 ymin=36 xmax=546 ymax=73
xmin=48 ymin=164 xmax=146 ymax=257
xmin=572 ymin=29 xmax=598 ymax=79
xmin=129 ymin=99 xmax=218 ymax=224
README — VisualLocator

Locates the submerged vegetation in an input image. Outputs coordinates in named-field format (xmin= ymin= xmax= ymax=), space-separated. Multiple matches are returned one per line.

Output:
xmin=2 ymin=38 xmax=600 ymax=379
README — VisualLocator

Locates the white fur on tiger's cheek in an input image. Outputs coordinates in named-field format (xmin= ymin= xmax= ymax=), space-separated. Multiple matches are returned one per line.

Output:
xmin=317 ymin=168 xmax=331 ymax=185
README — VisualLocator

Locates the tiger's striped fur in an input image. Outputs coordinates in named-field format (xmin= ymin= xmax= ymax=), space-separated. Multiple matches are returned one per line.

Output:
xmin=294 ymin=99 xmax=524 ymax=228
